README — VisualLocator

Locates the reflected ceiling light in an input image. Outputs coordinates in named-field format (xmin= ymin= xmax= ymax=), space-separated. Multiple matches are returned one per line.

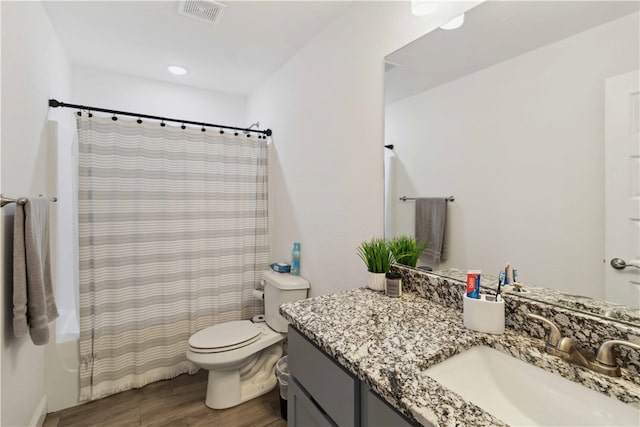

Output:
xmin=167 ymin=65 xmax=188 ymax=75
xmin=411 ymin=1 xmax=438 ymax=16
xmin=440 ymin=13 xmax=465 ymax=30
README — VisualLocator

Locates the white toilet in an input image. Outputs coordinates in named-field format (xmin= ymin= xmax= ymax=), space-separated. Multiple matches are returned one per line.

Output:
xmin=186 ymin=270 xmax=309 ymax=409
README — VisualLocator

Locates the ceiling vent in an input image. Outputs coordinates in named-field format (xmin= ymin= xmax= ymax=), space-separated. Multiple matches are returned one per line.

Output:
xmin=178 ymin=0 xmax=226 ymax=25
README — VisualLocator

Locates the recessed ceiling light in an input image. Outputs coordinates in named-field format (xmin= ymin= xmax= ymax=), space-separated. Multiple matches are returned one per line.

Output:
xmin=440 ymin=13 xmax=465 ymax=30
xmin=167 ymin=65 xmax=188 ymax=75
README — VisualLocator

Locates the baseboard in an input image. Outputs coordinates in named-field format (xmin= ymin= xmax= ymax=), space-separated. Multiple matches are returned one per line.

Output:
xmin=29 ymin=395 xmax=47 ymax=427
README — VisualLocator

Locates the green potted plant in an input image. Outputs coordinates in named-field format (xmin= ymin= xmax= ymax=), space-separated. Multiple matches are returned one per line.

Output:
xmin=388 ymin=236 xmax=428 ymax=268
xmin=357 ymin=238 xmax=393 ymax=291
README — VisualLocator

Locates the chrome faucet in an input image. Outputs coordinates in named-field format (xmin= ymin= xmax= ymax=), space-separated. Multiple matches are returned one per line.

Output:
xmin=527 ymin=313 xmax=640 ymax=377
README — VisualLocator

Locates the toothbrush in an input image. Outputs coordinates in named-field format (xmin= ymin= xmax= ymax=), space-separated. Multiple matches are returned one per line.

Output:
xmin=513 ymin=268 xmax=518 ymax=284
xmin=504 ymin=263 xmax=510 ymax=285
xmin=497 ymin=271 xmax=505 ymax=301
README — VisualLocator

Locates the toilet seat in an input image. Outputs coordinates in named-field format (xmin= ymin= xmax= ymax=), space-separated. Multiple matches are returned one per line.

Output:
xmin=189 ymin=320 xmax=261 ymax=354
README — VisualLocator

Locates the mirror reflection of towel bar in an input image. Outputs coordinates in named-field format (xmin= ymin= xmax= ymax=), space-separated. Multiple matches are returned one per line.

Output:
xmin=1 ymin=194 xmax=58 ymax=208
xmin=399 ymin=196 xmax=454 ymax=202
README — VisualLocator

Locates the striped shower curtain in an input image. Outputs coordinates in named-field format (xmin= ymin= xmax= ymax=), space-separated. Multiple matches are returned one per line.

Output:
xmin=77 ymin=116 xmax=268 ymax=401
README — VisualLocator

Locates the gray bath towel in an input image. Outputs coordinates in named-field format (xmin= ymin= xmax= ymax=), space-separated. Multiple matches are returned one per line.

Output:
xmin=13 ymin=196 xmax=58 ymax=345
xmin=415 ymin=198 xmax=448 ymax=267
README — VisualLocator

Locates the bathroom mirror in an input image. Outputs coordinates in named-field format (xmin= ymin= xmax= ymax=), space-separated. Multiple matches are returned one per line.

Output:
xmin=384 ymin=0 xmax=640 ymax=325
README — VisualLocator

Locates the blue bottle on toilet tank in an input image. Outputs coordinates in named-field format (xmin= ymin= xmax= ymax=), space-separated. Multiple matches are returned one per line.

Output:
xmin=291 ymin=242 xmax=301 ymax=276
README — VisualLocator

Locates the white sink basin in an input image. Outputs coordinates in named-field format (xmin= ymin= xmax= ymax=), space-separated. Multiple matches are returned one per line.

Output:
xmin=425 ymin=346 xmax=639 ymax=426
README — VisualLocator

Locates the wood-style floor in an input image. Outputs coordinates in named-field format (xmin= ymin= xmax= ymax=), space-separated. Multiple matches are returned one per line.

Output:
xmin=43 ymin=371 xmax=287 ymax=427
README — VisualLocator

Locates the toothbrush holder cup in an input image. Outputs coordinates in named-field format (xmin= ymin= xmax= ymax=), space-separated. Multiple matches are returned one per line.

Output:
xmin=463 ymin=293 xmax=505 ymax=335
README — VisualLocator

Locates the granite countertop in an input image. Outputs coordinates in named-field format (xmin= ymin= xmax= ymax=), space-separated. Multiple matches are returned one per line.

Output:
xmin=280 ymin=288 xmax=640 ymax=427
xmin=432 ymin=267 xmax=640 ymax=326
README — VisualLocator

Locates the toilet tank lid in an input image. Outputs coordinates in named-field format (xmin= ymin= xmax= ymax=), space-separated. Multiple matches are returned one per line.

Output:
xmin=263 ymin=270 xmax=310 ymax=290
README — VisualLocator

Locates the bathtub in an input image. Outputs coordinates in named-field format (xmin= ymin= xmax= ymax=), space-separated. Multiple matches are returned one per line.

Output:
xmin=45 ymin=311 xmax=81 ymax=412
xmin=45 ymin=119 xmax=83 ymax=413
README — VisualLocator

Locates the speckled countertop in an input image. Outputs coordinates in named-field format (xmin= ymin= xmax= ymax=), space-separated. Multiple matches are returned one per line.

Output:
xmin=280 ymin=288 xmax=640 ymax=427
xmin=433 ymin=267 xmax=640 ymax=326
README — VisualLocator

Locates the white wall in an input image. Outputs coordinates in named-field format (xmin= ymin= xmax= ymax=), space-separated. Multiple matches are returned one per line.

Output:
xmin=0 ymin=1 xmax=476 ymax=420
xmin=247 ymin=1 xmax=476 ymax=297
xmin=71 ymin=65 xmax=247 ymax=127
xmin=0 ymin=1 xmax=72 ymax=425
xmin=385 ymin=12 xmax=639 ymax=298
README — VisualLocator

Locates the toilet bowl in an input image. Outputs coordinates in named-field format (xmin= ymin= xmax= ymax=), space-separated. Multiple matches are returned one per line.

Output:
xmin=186 ymin=271 xmax=310 ymax=409
xmin=187 ymin=321 xmax=285 ymax=409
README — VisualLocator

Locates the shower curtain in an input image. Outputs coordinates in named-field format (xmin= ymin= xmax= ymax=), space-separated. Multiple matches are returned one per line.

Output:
xmin=76 ymin=116 xmax=268 ymax=401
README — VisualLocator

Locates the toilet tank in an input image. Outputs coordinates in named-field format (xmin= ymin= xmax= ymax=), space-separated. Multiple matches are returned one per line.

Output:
xmin=263 ymin=270 xmax=310 ymax=332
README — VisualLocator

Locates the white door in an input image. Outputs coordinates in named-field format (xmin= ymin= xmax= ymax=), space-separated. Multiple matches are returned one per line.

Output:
xmin=605 ymin=71 xmax=640 ymax=308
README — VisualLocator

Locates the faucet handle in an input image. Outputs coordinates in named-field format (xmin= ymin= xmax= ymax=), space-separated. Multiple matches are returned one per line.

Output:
xmin=596 ymin=339 xmax=640 ymax=367
xmin=527 ymin=313 xmax=562 ymax=347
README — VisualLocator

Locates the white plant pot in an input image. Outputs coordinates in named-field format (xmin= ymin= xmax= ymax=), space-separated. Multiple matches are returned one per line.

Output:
xmin=367 ymin=272 xmax=386 ymax=292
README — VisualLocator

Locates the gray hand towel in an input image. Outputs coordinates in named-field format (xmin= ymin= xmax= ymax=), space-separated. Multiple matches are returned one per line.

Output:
xmin=13 ymin=196 xmax=58 ymax=345
xmin=415 ymin=198 xmax=448 ymax=267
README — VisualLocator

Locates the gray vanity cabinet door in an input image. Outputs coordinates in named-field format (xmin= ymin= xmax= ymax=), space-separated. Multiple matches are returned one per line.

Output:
xmin=288 ymin=327 xmax=358 ymax=427
xmin=361 ymin=383 xmax=413 ymax=427
xmin=288 ymin=377 xmax=336 ymax=427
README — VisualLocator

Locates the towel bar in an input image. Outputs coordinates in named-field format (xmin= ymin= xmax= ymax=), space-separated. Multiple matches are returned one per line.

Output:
xmin=399 ymin=196 xmax=454 ymax=202
xmin=1 ymin=194 xmax=58 ymax=208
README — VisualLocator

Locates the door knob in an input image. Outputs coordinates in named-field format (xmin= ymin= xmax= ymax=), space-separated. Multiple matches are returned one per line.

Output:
xmin=610 ymin=258 xmax=640 ymax=270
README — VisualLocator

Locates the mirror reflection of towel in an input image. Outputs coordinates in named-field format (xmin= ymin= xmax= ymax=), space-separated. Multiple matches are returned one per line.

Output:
xmin=13 ymin=196 xmax=58 ymax=345
xmin=415 ymin=198 xmax=447 ymax=267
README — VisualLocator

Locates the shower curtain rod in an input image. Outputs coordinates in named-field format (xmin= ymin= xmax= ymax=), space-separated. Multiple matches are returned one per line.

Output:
xmin=48 ymin=99 xmax=273 ymax=137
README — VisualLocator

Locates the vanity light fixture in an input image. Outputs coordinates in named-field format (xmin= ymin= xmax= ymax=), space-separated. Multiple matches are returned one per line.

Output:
xmin=167 ymin=65 xmax=188 ymax=75
xmin=440 ymin=13 xmax=465 ymax=30
xmin=411 ymin=1 xmax=438 ymax=16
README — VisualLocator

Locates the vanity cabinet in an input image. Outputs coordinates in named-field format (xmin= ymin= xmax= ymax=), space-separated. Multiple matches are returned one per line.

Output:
xmin=288 ymin=326 xmax=413 ymax=427
xmin=288 ymin=326 xmax=358 ymax=426
xmin=289 ymin=378 xmax=335 ymax=427
xmin=361 ymin=384 xmax=413 ymax=427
